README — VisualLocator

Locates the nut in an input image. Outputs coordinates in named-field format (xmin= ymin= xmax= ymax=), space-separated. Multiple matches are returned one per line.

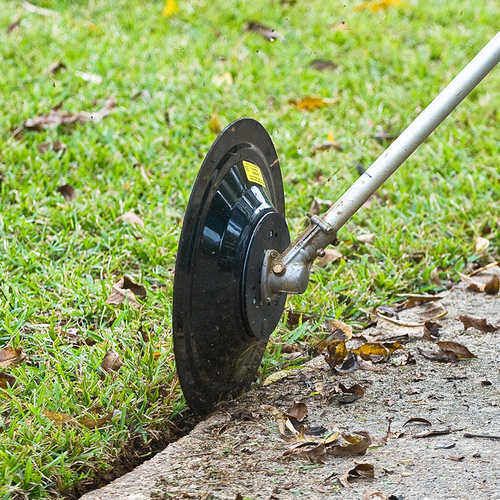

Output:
xmin=272 ymin=262 xmax=286 ymax=275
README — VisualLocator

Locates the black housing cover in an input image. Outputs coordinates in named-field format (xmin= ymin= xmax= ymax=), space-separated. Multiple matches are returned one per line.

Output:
xmin=173 ymin=118 xmax=289 ymax=412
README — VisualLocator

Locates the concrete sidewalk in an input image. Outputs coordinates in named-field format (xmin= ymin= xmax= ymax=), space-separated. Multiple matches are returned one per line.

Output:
xmin=83 ymin=272 xmax=499 ymax=499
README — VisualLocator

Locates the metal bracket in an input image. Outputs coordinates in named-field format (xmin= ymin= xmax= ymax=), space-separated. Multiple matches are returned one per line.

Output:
xmin=310 ymin=215 xmax=335 ymax=234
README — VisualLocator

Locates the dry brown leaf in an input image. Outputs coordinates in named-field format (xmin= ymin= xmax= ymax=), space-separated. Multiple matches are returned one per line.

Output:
xmin=414 ymin=427 xmax=451 ymax=438
xmin=326 ymin=319 xmax=353 ymax=340
xmin=474 ymin=236 xmax=490 ymax=254
xmin=79 ymin=413 xmax=112 ymax=429
xmin=328 ymin=431 xmax=372 ymax=457
xmin=0 ymin=347 xmax=26 ymax=368
xmin=38 ymin=140 xmax=66 ymax=154
xmin=263 ymin=369 xmax=293 ymax=386
xmin=22 ymin=97 xmax=116 ymax=132
xmin=117 ymin=211 xmax=144 ymax=227
xmin=0 ymin=372 xmax=16 ymax=388
xmin=57 ymin=184 xmax=76 ymax=201
xmin=422 ymin=321 xmax=442 ymax=341
xmin=336 ymin=382 xmax=365 ymax=404
xmin=352 ymin=342 xmax=402 ymax=362
xmin=484 ymin=274 xmax=500 ymax=295
xmin=285 ymin=402 xmax=308 ymax=422
xmin=458 ymin=315 xmax=497 ymax=333
xmin=285 ymin=309 xmax=316 ymax=329
xmin=309 ymin=197 xmax=331 ymax=215
xmin=245 ymin=21 xmax=281 ymax=41
xmin=358 ymin=233 xmax=376 ymax=244
xmin=283 ymin=442 xmax=326 ymax=463
xmin=335 ymin=352 xmax=360 ymax=373
xmin=339 ymin=463 xmax=374 ymax=488
xmin=48 ymin=60 xmax=66 ymax=74
xmin=403 ymin=417 xmax=432 ymax=427
xmin=363 ymin=492 xmax=389 ymax=500
xmin=355 ymin=0 xmax=402 ymax=12
xmin=106 ymin=276 xmax=146 ymax=307
xmin=101 ymin=350 xmax=123 ymax=373
xmin=437 ymin=341 xmax=476 ymax=360
xmin=289 ymin=96 xmax=338 ymax=111
xmin=323 ymin=340 xmax=348 ymax=368
xmin=316 ymin=248 xmax=343 ymax=267
xmin=312 ymin=136 xmax=343 ymax=154
xmin=208 ymin=113 xmax=222 ymax=134
xmin=43 ymin=409 xmax=74 ymax=425
xmin=310 ymin=59 xmax=337 ymax=71
xmin=7 ymin=17 xmax=22 ymax=34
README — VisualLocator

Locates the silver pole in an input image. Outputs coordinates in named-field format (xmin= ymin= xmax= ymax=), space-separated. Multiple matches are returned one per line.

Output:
xmin=265 ymin=33 xmax=500 ymax=296
xmin=323 ymin=32 xmax=500 ymax=233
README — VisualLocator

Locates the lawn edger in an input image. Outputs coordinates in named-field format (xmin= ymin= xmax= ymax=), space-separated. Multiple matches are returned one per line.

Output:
xmin=173 ymin=33 xmax=499 ymax=412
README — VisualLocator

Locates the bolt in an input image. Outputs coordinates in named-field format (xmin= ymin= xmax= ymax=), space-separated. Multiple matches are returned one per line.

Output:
xmin=272 ymin=262 xmax=286 ymax=275
xmin=316 ymin=248 xmax=326 ymax=257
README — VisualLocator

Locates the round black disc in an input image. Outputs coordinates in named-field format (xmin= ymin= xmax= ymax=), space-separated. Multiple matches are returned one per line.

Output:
xmin=173 ymin=118 xmax=290 ymax=412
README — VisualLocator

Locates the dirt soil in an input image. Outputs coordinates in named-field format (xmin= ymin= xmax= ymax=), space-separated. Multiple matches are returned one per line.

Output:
xmin=83 ymin=272 xmax=499 ymax=500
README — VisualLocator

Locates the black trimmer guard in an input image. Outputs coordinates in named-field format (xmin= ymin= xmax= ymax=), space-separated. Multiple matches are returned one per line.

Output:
xmin=173 ymin=118 xmax=290 ymax=412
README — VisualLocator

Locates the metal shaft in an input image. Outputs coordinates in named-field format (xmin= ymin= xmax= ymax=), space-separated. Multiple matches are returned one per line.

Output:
xmin=264 ymin=33 xmax=500 ymax=297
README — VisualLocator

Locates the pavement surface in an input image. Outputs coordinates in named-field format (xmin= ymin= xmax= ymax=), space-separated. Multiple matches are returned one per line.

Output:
xmin=83 ymin=269 xmax=499 ymax=500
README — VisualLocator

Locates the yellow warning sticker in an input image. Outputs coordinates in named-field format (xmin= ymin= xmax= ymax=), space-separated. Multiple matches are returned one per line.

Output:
xmin=242 ymin=160 xmax=266 ymax=187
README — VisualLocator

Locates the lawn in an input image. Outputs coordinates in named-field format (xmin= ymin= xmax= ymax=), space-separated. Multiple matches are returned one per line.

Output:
xmin=0 ymin=0 xmax=498 ymax=497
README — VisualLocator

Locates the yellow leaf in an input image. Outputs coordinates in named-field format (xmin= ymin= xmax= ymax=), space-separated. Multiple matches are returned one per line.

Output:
xmin=289 ymin=96 xmax=338 ymax=111
xmin=355 ymin=0 xmax=402 ymax=13
xmin=352 ymin=342 xmax=390 ymax=361
xmin=327 ymin=131 xmax=335 ymax=142
xmin=208 ymin=113 xmax=222 ymax=134
xmin=162 ymin=0 xmax=179 ymax=17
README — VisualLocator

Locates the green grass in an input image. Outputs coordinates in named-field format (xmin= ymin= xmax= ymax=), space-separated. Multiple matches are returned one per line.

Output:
xmin=0 ymin=0 xmax=498 ymax=496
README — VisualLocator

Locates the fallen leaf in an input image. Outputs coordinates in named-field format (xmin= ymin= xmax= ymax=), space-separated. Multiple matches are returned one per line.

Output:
xmin=48 ymin=61 xmax=66 ymax=74
xmin=310 ymin=59 xmax=337 ymax=71
xmin=326 ymin=319 xmax=353 ymax=340
xmin=352 ymin=342 xmax=402 ymax=362
xmin=354 ymin=0 xmax=402 ymax=13
xmin=285 ymin=309 xmax=316 ymax=329
xmin=372 ymin=129 xmax=397 ymax=144
xmin=474 ymin=236 xmax=489 ymax=254
xmin=362 ymin=492 xmax=389 ymax=500
xmin=316 ymin=248 xmax=343 ymax=267
xmin=437 ymin=341 xmax=476 ymax=360
xmin=212 ymin=72 xmax=233 ymax=87
xmin=447 ymin=455 xmax=465 ymax=462
xmin=312 ymin=135 xmax=343 ymax=154
xmin=289 ymin=96 xmax=338 ymax=111
xmin=284 ymin=441 xmax=326 ymax=463
xmin=117 ymin=211 xmax=144 ymax=227
xmin=414 ymin=427 xmax=451 ymax=438
xmin=309 ymin=198 xmax=331 ymax=215
xmin=22 ymin=97 xmax=116 ymax=132
xmin=57 ymin=184 xmax=76 ymax=201
xmin=403 ymin=417 xmax=432 ymax=427
xmin=38 ymin=140 xmax=66 ymax=154
xmin=106 ymin=276 xmax=146 ymax=308
xmin=0 ymin=347 xmax=26 ymax=368
xmin=329 ymin=431 xmax=372 ymax=456
xmin=463 ymin=432 xmax=500 ymax=440
xmin=43 ymin=409 xmax=74 ymax=425
xmin=0 ymin=372 xmax=16 ymax=388
xmin=79 ymin=413 xmax=112 ymax=429
xmin=101 ymin=350 xmax=123 ymax=372
xmin=458 ymin=315 xmax=497 ymax=333
xmin=285 ymin=402 xmax=308 ymax=422
xmin=75 ymin=71 xmax=103 ymax=84
xmin=7 ymin=17 xmax=21 ymax=33
xmin=208 ymin=113 xmax=222 ymax=133
xmin=335 ymin=382 xmax=365 ymax=404
xmin=263 ymin=369 xmax=292 ymax=386
xmin=484 ymin=274 xmax=499 ymax=295
xmin=335 ymin=352 xmax=360 ymax=373
xmin=339 ymin=463 xmax=374 ymax=488
xmin=162 ymin=0 xmax=179 ymax=17
xmin=357 ymin=233 xmax=376 ymax=244
xmin=422 ymin=321 xmax=442 ymax=341
xmin=245 ymin=21 xmax=281 ymax=41
xmin=322 ymin=340 xmax=348 ymax=369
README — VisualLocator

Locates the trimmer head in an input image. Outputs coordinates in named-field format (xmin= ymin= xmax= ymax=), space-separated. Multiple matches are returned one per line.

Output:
xmin=173 ymin=118 xmax=290 ymax=412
